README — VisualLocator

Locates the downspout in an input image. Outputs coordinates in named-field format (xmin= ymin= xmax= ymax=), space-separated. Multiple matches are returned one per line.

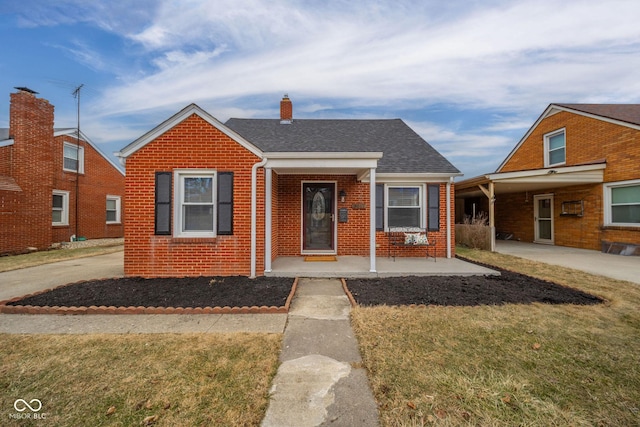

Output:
xmin=250 ymin=157 xmax=268 ymax=278
xmin=446 ymin=177 xmax=453 ymax=258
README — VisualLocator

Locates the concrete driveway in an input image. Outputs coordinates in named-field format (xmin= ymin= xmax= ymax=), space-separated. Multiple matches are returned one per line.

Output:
xmin=495 ymin=240 xmax=640 ymax=285
xmin=0 ymin=250 xmax=125 ymax=302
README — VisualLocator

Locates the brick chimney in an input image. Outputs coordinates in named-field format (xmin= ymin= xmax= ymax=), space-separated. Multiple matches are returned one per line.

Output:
xmin=6 ymin=87 xmax=55 ymax=251
xmin=280 ymin=94 xmax=292 ymax=124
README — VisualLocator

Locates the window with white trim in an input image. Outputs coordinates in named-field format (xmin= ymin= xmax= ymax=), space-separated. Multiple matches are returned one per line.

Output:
xmin=386 ymin=185 xmax=424 ymax=229
xmin=174 ymin=170 xmax=217 ymax=237
xmin=52 ymin=190 xmax=69 ymax=226
xmin=106 ymin=195 xmax=121 ymax=224
xmin=63 ymin=142 xmax=84 ymax=173
xmin=604 ymin=180 xmax=640 ymax=226
xmin=544 ymin=129 xmax=566 ymax=167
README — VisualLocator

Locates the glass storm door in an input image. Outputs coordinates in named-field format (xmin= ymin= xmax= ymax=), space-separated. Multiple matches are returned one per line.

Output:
xmin=534 ymin=194 xmax=554 ymax=244
xmin=303 ymin=183 xmax=335 ymax=252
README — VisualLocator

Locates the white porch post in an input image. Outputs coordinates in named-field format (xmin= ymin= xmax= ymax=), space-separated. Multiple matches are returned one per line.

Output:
xmin=264 ymin=167 xmax=272 ymax=273
xmin=369 ymin=167 xmax=377 ymax=273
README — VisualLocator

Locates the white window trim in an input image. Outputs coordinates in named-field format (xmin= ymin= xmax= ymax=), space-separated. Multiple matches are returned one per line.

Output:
xmin=173 ymin=169 xmax=217 ymax=238
xmin=384 ymin=184 xmax=426 ymax=231
xmin=543 ymin=128 xmax=566 ymax=168
xmin=63 ymin=142 xmax=85 ymax=174
xmin=106 ymin=195 xmax=121 ymax=224
xmin=603 ymin=179 xmax=640 ymax=227
xmin=52 ymin=190 xmax=69 ymax=226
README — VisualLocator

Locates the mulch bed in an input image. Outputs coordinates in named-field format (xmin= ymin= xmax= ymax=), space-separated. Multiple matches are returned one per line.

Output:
xmin=5 ymin=276 xmax=294 ymax=311
xmin=347 ymin=268 xmax=603 ymax=307
xmin=3 ymin=262 xmax=603 ymax=312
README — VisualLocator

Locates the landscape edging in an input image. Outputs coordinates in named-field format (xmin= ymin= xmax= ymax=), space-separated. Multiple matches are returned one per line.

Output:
xmin=0 ymin=277 xmax=299 ymax=315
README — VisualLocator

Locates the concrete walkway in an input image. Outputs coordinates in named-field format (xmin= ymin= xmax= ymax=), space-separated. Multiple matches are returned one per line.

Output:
xmin=496 ymin=241 xmax=640 ymax=285
xmin=262 ymin=278 xmax=378 ymax=427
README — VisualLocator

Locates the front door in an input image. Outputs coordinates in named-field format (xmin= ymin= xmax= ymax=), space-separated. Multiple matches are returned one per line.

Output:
xmin=534 ymin=194 xmax=554 ymax=244
xmin=302 ymin=182 xmax=335 ymax=253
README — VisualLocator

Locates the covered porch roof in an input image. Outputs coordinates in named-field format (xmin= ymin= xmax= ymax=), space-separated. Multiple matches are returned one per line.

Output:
xmin=456 ymin=162 xmax=606 ymax=199
xmin=264 ymin=151 xmax=383 ymax=178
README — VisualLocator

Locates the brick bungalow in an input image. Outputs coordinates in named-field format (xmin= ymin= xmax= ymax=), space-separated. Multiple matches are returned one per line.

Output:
xmin=0 ymin=88 xmax=125 ymax=255
xmin=118 ymin=96 xmax=461 ymax=277
xmin=456 ymin=103 xmax=640 ymax=254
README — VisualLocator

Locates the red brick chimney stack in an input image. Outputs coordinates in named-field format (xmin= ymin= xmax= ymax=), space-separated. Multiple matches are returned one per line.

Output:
xmin=280 ymin=94 xmax=292 ymax=123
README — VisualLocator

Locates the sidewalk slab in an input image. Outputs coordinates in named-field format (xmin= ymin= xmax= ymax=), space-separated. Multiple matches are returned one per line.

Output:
xmin=262 ymin=278 xmax=379 ymax=426
xmin=0 ymin=313 xmax=287 ymax=334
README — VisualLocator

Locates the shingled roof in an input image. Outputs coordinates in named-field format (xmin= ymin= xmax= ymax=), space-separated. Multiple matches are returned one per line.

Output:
xmin=225 ymin=118 xmax=460 ymax=175
xmin=555 ymin=104 xmax=640 ymax=127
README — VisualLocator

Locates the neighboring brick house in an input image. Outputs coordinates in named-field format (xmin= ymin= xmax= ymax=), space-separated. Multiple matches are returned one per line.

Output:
xmin=117 ymin=96 xmax=461 ymax=278
xmin=0 ymin=88 xmax=125 ymax=255
xmin=456 ymin=103 xmax=640 ymax=253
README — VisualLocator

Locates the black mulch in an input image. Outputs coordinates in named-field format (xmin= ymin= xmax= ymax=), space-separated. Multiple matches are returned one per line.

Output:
xmin=8 ymin=276 xmax=294 ymax=309
xmin=347 ymin=264 xmax=603 ymax=307
xmin=7 ymin=261 xmax=603 ymax=309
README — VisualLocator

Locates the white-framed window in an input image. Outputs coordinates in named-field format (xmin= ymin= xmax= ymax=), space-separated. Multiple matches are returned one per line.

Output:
xmin=544 ymin=129 xmax=566 ymax=167
xmin=52 ymin=190 xmax=69 ymax=226
xmin=173 ymin=170 xmax=217 ymax=237
xmin=385 ymin=185 xmax=425 ymax=229
xmin=106 ymin=195 xmax=121 ymax=224
xmin=604 ymin=180 xmax=640 ymax=227
xmin=63 ymin=142 xmax=85 ymax=173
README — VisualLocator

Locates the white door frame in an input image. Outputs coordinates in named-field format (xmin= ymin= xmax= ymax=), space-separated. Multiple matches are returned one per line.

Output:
xmin=300 ymin=181 xmax=338 ymax=255
xmin=534 ymin=193 xmax=554 ymax=244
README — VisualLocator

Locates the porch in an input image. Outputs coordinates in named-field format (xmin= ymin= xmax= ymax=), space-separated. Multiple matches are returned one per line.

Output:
xmin=265 ymin=255 xmax=497 ymax=278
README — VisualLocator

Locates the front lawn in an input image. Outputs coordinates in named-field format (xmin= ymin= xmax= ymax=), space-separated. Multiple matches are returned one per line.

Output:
xmin=351 ymin=247 xmax=640 ymax=426
xmin=1 ymin=333 xmax=281 ymax=426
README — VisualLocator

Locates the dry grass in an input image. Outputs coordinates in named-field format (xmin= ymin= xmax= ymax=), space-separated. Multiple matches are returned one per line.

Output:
xmin=0 ymin=245 xmax=123 ymax=273
xmin=0 ymin=333 xmax=281 ymax=426
xmin=352 ymin=247 xmax=640 ymax=426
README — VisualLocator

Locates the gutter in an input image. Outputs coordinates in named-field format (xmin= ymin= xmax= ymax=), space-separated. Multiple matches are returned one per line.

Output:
xmin=250 ymin=157 xmax=268 ymax=278
xmin=446 ymin=176 xmax=453 ymax=258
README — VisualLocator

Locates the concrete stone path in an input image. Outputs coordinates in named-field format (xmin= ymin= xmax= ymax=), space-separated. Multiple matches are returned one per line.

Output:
xmin=261 ymin=278 xmax=379 ymax=427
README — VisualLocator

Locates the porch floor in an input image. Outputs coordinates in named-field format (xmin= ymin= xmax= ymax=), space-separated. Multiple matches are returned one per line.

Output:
xmin=266 ymin=256 xmax=498 ymax=278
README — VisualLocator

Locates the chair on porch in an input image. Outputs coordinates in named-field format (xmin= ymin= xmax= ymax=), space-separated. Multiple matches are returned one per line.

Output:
xmin=387 ymin=228 xmax=436 ymax=262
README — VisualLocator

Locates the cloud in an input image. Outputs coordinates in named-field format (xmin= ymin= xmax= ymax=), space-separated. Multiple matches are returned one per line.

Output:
xmin=83 ymin=0 xmax=640 ymax=118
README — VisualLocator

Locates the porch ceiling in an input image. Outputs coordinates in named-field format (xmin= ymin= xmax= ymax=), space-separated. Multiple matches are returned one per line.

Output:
xmin=456 ymin=163 xmax=605 ymax=198
xmin=264 ymin=151 xmax=383 ymax=176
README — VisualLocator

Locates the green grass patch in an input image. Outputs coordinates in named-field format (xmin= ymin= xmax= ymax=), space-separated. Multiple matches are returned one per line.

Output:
xmin=1 ymin=333 xmax=281 ymax=426
xmin=352 ymin=247 xmax=640 ymax=426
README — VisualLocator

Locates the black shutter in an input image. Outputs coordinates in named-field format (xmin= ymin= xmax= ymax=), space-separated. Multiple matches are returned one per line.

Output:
xmin=428 ymin=184 xmax=440 ymax=231
xmin=217 ymin=172 xmax=233 ymax=235
xmin=376 ymin=184 xmax=384 ymax=230
xmin=155 ymin=172 xmax=172 ymax=235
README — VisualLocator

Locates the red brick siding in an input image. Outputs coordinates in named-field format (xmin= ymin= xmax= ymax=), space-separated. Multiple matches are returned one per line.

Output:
xmin=124 ymin=114 xmax=264 ymax=277
xmin=277 ymin=176 xmax=453 ymax=258
xmin=497 ymin=111 xmax=640 ymax=249
xmin=1 ymin=92 xmax=54 ymax=254
xmin=0 ymin=91 xmax=124 ymax=255
xmin=51 ymin=135 xmax=125 ymax=243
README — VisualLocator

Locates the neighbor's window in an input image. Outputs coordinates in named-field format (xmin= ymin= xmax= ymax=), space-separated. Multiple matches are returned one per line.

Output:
xmin=63 ymin=142 xmax=84 ymax=173
xmin=386 ymin=186 xmax=423 ymax=229
xmin=605 ymin=180 xmax=640 ymax=226
xmin=106 ymin=195 xmax=121 ymax=224
xmin=52 ymin=190 xmax=69 ymax=226
xmin=544 ymin=129 xmax=566 ymax=167
xmin=174 ymin=170 xmax=217 ymax=237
